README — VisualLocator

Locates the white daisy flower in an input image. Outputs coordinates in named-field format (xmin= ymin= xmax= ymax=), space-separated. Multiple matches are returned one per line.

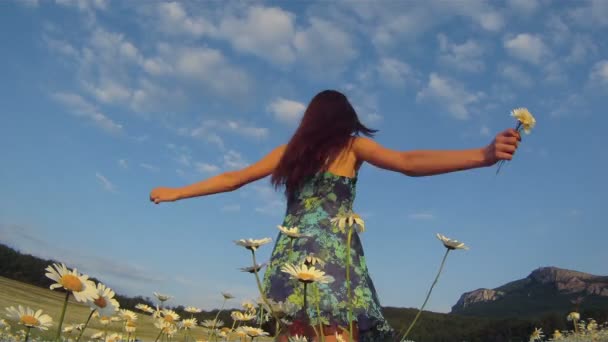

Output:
xmin=567 ymin=312 xmax=580 ymax=321
xmin=201 ymin=319 xmax=223 ymax=328
xmin=161 ymin=309 xmax=180 ymax=324
xmin=277 ymin=226 xmax=311 ymax=239
xmin=281 ymin=263 xmax=333 ymax=284
xmin=135 ymin=303 xmax=154 ymax=314
xmin=234 ymin=237 xmax=272 ymax=251
xmin=289 ymin=335 xmax=308 ymax=342
xmin=91 ymin=331 xmax=104 ymax=340
xmin=89 ymin=283 xmax=120 ymax=318
xmin=330 ymin=212 xmax=365 ymax=233
xmin=184 ymin=306 xmax=202 ymax=314
xmin=98 ymin=315 xmax=112 ymax=326
xmin=529 ymin=327 xmax=544 ymax=341
xmin=45 ymin=263 xmax=97 ymax=302
xmin=222 ymin=291 xmax=235 ymax=300
xmin=180 ymin=318 xmax=197 ymax=330
xmin=510 ymin=107 xmax=536 ymax=134
xmin=303 ymin=253 xmax=325 ymax=267
xmin=436 ymin=233 xmax=469 ymax=250
xmin=153 ymin=292 xmax=173 ymax=302
xmin=119 ymin=309 xmax=137 ymax=323
xmin=231 ymin=311 xmax=256 ymax=321
xmin=242 ymin=300 xmax=256 ymax=312
xmin=5 ymin=306 xmax=53 ymax=331
xmin=237 ymin=326 xmax=269 ymax=337
xmin=239 ymin=263 xmax=267 ymax=273
xmin=106 ymin=332 xmax=122 ymax=342
xmin=125 ymin=320 xmax=137 ymax=333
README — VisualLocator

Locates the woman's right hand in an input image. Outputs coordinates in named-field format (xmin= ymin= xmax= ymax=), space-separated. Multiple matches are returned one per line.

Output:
xmin=149 ymin=187 xmax=181 ymax=204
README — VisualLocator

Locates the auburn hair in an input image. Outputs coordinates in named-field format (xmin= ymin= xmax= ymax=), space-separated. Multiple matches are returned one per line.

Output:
xmin=271 ymin=90 xmax=377 ymax=198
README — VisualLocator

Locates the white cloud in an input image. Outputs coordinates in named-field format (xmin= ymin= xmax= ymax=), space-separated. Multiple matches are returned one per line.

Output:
xmin=51 ymin=92 xmax=123 ymax=133
xmin=83 ymin=79 xmax=132 ymax=104
xmin=140 ymin=163 xmax=159 ymax=172
xmin=221 ymin=204 xmax=241 ymax=212
xmin=504 ymin=33 xmax=548 ymax=65
xmin=95 ymin=172 xmax=116 ymax=192
xmin=294 ymin=17 xmax=356 ymax=71
xmin=437 ymin=34 xmax=485 ymax=72
xmin=118 ymin=159 xmax=128 ymax=169
xmin=196 ymin=162 xmax=221 ymax=173
xmin=377 ymin=57 xmax=414 ymax=87
xmin=17 ymin=0 xmax=39 ymax=7
xmin=157 ymin=1 xmax=216 ymax=37
xmin=499 ymin=64 xmax=534 ymax=87
xmin=223 ymin=150 xmax=248 ymax=169
xmin=188 ymin=119 xmax=268 ymax=144
xmin=218 ymin=6 xmax=296 ymax=64
xmin=250 ymin=184 xmax=284 ymax=216
xmin=568 ymin=0 xmax=608 ymax=27
xmin=173 ymin=47 xmax=251 ymax=95
xmin=365 ymin=113 xmax=383 ymax=124
xmin=589 ymin=60 xmax=608 ymax=85
xmin=416 ymin=73 xmax=484 ymax=120
xmin=508 ymin=0 xmax=540 ymax=14
xmin=408 ymin=212 xmax=435 ymax=220
xmin=267 ymin=98 xmax=306 ymax=125
xmin=480 ymin=125 xmax=491 ymax=137
xmin=565 ymin=36 xmax=599 ymax=64
xmin=55 ymin=0 xmax=108 ymax=11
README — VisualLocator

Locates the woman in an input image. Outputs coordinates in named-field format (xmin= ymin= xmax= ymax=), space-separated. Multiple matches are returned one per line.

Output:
xmin=150 ymin=90 xmax=520 ymax=341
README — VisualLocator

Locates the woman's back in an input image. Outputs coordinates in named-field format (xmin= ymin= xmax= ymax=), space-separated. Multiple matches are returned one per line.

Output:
xmin=263 ymin=141 xmax=397 ymax=342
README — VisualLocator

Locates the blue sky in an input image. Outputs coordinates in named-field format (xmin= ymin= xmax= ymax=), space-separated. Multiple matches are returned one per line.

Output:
xmin=1 ymin=0 xmax=607 ymax=314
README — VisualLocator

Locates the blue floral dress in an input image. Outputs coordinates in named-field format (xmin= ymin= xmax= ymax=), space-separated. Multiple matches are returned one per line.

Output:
xmin=262 ymin=172 xmax=396 ymax=341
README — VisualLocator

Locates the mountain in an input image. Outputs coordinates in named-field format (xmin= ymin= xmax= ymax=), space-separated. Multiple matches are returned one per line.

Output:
xmin=451 ymin=266 xmax=608 ymax=318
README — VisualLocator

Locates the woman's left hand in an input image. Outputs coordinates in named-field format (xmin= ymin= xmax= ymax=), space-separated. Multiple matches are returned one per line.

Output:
xmin=483 ymin=128 xmax=521 ymax=166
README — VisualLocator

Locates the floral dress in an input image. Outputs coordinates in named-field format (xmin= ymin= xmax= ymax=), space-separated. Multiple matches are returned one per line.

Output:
xmin=262 ymin=172 xmax=396 ymax=341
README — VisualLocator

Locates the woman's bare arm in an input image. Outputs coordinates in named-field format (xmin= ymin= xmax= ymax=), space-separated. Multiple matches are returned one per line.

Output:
xmin=353 ymin=129 xmax=520 ymax=177
xmin=150 ymin=145 xmax=286 ymax=203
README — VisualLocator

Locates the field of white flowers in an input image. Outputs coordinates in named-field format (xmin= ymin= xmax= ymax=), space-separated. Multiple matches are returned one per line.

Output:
xmin=1 ymin=214 xmax=607 ymax=342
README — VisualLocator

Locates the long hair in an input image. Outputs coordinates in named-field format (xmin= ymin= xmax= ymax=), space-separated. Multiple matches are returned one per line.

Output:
xmin=271 ymin=90 xmax=377 ymax=198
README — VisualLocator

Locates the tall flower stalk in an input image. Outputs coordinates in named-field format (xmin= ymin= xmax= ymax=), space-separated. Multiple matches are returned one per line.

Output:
xmin=75 ymin=309 xmax=95 ymax=342
xmin=331 ymin=211 xmax=364 ymax=342
xmin=345 ymin=226 xmax=354 ymax=342
xmin=400 ymin=234 xmax=468 ymax=340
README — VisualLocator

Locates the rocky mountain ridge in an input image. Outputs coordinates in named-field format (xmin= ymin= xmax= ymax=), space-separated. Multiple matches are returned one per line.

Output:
xmin=452 ymin=266 xmax=608 ymax=315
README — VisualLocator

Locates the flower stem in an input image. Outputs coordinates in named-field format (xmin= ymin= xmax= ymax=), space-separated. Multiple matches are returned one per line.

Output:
xmin=314 ymin=284 xmax=325 ymax=342
xmin=345 ymin=227 xmax=354 ymax=342
xmin=55 ymin=291 xmax=70 ymax=342
xmin=154 ymin=328 xmax=163 ymax=342
xmin=24 ymin=327 xmax=31 ymax=342
xmin=75 ymin=309 xmax=95 ymax=342
xmin=211 ymin=299 xmax=226 ymax=342
xmin=400 ymin=249 xmax=451 ymax=340
xmin=251 ymin=250 xmax=283 ymax=336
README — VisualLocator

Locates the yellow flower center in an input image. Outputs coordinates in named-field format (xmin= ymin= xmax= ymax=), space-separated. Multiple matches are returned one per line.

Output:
xmin=164 ymin=316 xmax=174 ymax=323
xmin=20 ymin=315 xmax=40 ymax=327
xmin=61 ymin=274 xmax=83 ymax=292
xmin=126 ymin=321 xmax=136 ymax=328
xmin=94 ymin=296 xmax=107 ymax=308
xmin=298 ymin=273 xmax=315 ymax=281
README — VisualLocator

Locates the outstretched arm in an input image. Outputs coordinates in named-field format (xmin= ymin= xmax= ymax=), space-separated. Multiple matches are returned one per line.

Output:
xmin=150 ymin=145 xmax=286 ymax=204
xmin=353 ymin=128 xmax=520 ymax=177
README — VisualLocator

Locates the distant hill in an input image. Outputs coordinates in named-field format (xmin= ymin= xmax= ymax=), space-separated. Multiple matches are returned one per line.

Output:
xmin=452 ymin=266 xmax=608 ymax=320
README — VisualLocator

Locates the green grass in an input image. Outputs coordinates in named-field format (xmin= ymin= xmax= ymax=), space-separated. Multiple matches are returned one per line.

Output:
xmin=0 ymin=276 xmax=237 ymax=341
